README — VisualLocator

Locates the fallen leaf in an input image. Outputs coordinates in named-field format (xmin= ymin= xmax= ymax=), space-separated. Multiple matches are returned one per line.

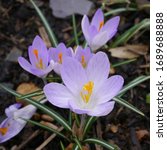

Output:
xmin=136 ymin=129 xmax=149 ymax=141
xmin=16 ymin=82 xmax=42 ymax=105
xmin=65 ymin=143 xmax=89 ymax=150
xmin=49 ymin=0 xmax=94 ymax=18
xmin=110 ymin=124 xmax=119 ymax=133
xmin=109 ymin=44 xmax=148 ymax=59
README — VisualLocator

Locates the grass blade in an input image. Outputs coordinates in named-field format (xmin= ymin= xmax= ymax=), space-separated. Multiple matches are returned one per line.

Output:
xmin=60 ymin=141 xmax=65 ymax=150
xmin=112 ymin=59 xmax=136 ymax=68
xmin=84 ymin=138 xmax=119 ymax=150
xmin=30 ymin=0 xmax=58 ymax=47
xmin=111 ymin=19 xmax=150 ymax=47
xmin=74 ymin=138 xmax=82 ymax=150
xmin=118 ymin=75 xmax=150 ymax=96
xmin=72 ymin=14 xmax=79 ymax=45
xmin=18 ymin=90 xmax=44 ymax=99
xmin=104 ymin=8 xmax=137 ymax=16
xmin=0 ymin=83 xmax=72 ymax=132
xmin=83 ymin=116 xmax=97 ymax=139
xmin=72 ymin=144 xmax=79 ymax=150
xmin=113 ymin=97 xmax=145 ymax=117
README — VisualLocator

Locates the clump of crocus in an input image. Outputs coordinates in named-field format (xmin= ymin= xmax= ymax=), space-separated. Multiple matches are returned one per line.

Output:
xmin=49 ymin=43 xmax=73 ymax=75
xmin=18 ymin=35 xmax=54 ymax=78
xmin=82 ymin=8 xmax=120 ymax=51
xmin=0 ymin=104 xmax=36 ymax=143
xmin=49 ymin=44 xmax=93 ymax=74
xmin=44 ymin=52 xmax=124 ymax=116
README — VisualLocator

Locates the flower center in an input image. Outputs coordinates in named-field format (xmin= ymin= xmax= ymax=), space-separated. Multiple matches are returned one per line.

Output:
xmin=98 ymin=21 xmax=104 ymax=31
xmin=81 ymin=55 xmax=86 ymax=68
xmin=80 ymin=81 xmax=94 ymax=103
xmin=0 ymin=127 xmax=8 ymax=136
xmin=58 ymin=52 xmax=63 ymax=64
xmin=33 ymin=49 xmax=44 ymax=69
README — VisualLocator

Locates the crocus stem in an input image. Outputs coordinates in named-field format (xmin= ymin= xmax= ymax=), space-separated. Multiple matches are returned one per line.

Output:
xmin=78 ymin=114 xmax=86 ymax=140
xmin=42 ymin=78 xmax=47 ymax=85
xmin=72 ymin=14 xmax=79 ymax=45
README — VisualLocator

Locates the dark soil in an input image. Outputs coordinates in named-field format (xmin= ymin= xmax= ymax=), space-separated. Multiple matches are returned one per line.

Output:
xmin=0 ymin=0 xmax=149 ymax=150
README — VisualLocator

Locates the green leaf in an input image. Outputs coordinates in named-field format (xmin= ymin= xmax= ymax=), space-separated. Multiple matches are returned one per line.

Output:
xmin=83 ymin=116 xmax=97 ymax=139
xmin=29 ymin=0 xmax=58 ymax=47
xmin=23 ymin=118 xmax=70 ymax=141
xmin=74 ymin=138 xmax=82 ymax=150
xmin=113 ymin=97 xmax=145 ymax=117
xmin=72 ymin=144 xmax=79 ymax=150
xmin=0 ymin=83 xmax=72 ymax=132
xmin=104 ymin=8 xmax=137 ymax=16
xmin=60 ymin=141 xmax=65 ymax=150
xmin=112 ymin=59 xmax=136 ymax=68
xmin=84 ymin=138 xmax=119 ymax=150
xmin=72 ymin=14 xmax=79 ymax=45
xmin=146 ymin=93 xmax=150 ymax=104
xmin=118 ymin=75 xmax=150 ymax=96
xmin=18 ymin=90 xmax=44 ymax=99
xmin=111 ymin=19 xmax=150 ymax=47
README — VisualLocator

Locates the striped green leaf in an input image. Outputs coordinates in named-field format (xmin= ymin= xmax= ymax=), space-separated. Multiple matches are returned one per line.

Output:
xmin=111 ymin=18 xmax=150 ymax=47
xmin=113 ymin=97 xmax=145 ymax=117
xmin=83 ymin=116 xmax=97 ymax=139
xmin=30 ymin=0 xmax=58 ymax=47
xmin=84 ymin=138 xmax=119 ymax=150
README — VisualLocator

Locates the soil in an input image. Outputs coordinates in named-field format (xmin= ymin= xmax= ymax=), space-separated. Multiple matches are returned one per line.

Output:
xmin=0 ymin=0 xmax=150 ymax=150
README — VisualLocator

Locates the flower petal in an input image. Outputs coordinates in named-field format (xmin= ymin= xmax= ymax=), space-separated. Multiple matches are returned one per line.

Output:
xmin=101 ymin=16 xmax=120 ymax=38
xmin=91 ymin=31 xmax=109 ymax=50
xmin=86 ymin=52 xmax=110 ymax=91
xmin=81 ymin=15 xmax=91 ymax=43
xmin=44 ymin=83 xmax=73 ymax=108
xmin=61 ymin=57 xmax=87 ymax=95
xmin=30 ymin=36 xmax=49 ymax=67
xmin=18 ymin=57 xmax=33 ymax=73
xmin=91 ymin=8 xmax=104 ymax=30
xmin=74 ymin=46 xmax=93 ymax=67
xmin=31 ymin=60 xmax=54 ymax=78
xmin=68 ymin=100 xmax=90 ymax=114
xmin=87 ymin=101 xmax=115 ymax=116
xmin=96 ymin=75 xmax=124 ymax=104
xmin=0 ymin=118 xmax=25 ymax=143
xmin=5 ymin=103 xmax=21 ymax=118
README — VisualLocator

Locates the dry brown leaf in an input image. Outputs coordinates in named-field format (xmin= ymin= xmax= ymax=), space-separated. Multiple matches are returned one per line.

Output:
xmin=109 ymin=44 xmax=148 ymax=59
xmin=41 ymin=114 xmax=54 ymax=122
xmin=38 ymin=26 xmax=52 ymax=47
xmin=136 ymin=129 xmax=149 ymax=141
xmin=65 ymin=143 xmax=89 ymax=150
xmin=110 ymin=124 xmax=119 ymax=133
xmin=16 ymin=82 xmax=42 ymax=105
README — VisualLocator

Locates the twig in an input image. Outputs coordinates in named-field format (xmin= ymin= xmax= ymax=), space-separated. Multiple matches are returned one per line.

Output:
xmin=14 ymin=130 xmax=40 ymax=150
xmin=35 ymin=127 xmax=64 ymax=150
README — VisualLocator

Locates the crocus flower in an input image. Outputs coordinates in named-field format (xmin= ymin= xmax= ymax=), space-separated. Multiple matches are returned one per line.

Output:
xmin=18 ymin=35 xmax=54 ymax=78
xmin=0 ymin=104 xmax=36 ymax=143
xmin=49 ymin=43 xmax=73 ymax=75
xmin=44 ymin=52 xmax=124 ymax=116
xmin=74 ymin=46 xmax=93 ymax=68
xmin=82 ymin=8 xmax=120 ymax=51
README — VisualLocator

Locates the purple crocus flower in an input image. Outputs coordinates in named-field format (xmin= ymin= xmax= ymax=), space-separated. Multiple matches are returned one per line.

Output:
xmin=44 ymin=52 xmax=124 ymax=116
xmin=82 ymin=8 xmax=120 ymax=51
xmin=0 ymin=104 xmax=36 ymax=143
xmin=49 ymin=43 xmax=73 ymax=75
xmin=74 ymin=46 xmax=93 ymax=68
xmin=18 ymin=35 xmax=54 ymax=78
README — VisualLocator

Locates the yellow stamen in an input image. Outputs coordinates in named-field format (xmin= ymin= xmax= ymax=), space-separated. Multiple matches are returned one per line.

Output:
xmin=58 ymin=53 xmax=63 ymax=64
xmin=0 ymin=127 xmax=8 ymax=136
xmin=36 ymin=58 xmax=44 ymax=69
xmin=81 ymin=55 xmax=86 ymax=68
xmin=98 ymin=21 xmax=104 ymax=31
xmin=33 ymin=49 xmax=39 ymax=59
xmin=80 ymin=81 xmax=94 ymax=103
